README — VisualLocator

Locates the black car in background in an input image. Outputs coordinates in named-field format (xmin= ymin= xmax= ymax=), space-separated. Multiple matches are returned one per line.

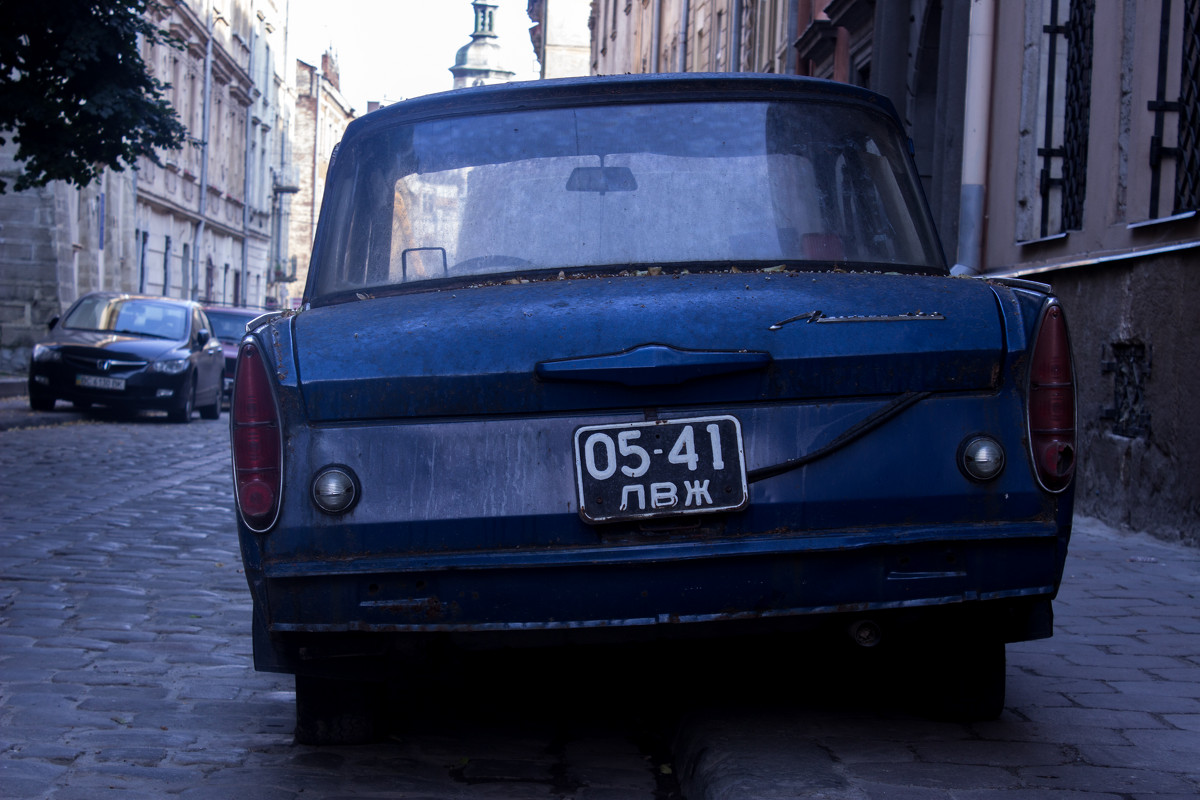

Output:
xmin=203 ymin=305 xmax=266 ymax=407
xmin=28 ymin=292 xmax=224 ymax=422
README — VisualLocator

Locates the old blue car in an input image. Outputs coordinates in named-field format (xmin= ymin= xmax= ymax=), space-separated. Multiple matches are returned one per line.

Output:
xmin=231 ymin=74 xmax=1076 ymax=744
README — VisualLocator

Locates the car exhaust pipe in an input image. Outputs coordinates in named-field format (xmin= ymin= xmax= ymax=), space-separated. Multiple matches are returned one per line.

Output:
xmin=849 ymin=619 xmax=883 ymax=648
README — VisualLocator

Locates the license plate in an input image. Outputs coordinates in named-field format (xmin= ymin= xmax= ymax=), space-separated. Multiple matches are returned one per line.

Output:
xmin=76 ymin=374 xmax=125 ymax=391
xmin=574 ymin=415 xmax=748 ymax=524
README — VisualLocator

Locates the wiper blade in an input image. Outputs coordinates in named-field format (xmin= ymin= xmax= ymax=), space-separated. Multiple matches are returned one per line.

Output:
xmin=111 ymin=328 xmax=173 ymax=340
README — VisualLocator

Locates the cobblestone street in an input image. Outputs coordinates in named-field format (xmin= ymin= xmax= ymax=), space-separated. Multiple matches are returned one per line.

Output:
xmin=1 ymin=405 xmax=1198 ymax=798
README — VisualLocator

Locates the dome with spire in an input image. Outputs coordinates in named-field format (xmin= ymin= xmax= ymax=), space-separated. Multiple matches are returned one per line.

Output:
xmin=450 ymin=1 xmax=516 ymax=88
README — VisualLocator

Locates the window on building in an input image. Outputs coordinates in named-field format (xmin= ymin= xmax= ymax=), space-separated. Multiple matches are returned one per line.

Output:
xmin=714 ymin=10 xmax=726 ymax=71
xmin=165 ymin=237 xmax=175 ymax=299
xmin=138 ymin=231 xmax=149 ymax=294
xmin=1149 ymin=0 xmax=1200 ymax=217
xmin=181 ymin=243 xmax=190 ymax=298
xmin=1017 ymin=0 xmax=1094 ymax=241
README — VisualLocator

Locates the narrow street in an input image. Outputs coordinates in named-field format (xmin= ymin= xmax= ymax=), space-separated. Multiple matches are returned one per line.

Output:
xmin=1 ymin=404 xmax=1197 ymax=798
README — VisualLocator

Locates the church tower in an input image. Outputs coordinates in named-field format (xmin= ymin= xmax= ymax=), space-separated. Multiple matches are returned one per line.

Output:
xmin=450 ymin=1 xmax=517 ymax=88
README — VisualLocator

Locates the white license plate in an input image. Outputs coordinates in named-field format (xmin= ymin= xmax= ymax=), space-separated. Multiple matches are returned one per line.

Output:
xmin=76 ymin=374 xmax=126 ymax=391
xmin=574 ymin=415 xmax=748 ymax=524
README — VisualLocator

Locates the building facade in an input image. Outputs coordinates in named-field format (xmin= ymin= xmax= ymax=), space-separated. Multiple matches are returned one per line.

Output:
xmin=0 ymin=0 xmax=297 ymax=373
xmin=288 ymin=53 xmax=355 ymax=306
xmin=589 ymin=0 xmax=801 ymax=77
xmin=136 ymin=0 xmax=295 ymax=310
xmin=593 ymin=0 xmax=1200 ymax=544
xmin=528 ymin=0 xmax=592 ymax=79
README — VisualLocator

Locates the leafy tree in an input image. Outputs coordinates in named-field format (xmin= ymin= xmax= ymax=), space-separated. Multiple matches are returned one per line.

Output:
xmin=0 ymin=0 xmax=187 ymax=193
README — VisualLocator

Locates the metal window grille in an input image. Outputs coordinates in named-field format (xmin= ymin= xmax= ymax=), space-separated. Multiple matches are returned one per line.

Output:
xmin=1175 ymin=0 xmax=1200 ymax=212
xmin=1149 ymin=0 xmax=1200 ymax=216
xmin=1039 ymin=0 xmax=1094 ymax=238
xmin=1061 ymin=0 xmax=1094 ymax=230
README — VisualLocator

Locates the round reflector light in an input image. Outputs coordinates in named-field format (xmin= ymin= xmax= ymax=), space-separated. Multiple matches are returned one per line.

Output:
xmin=312 ymin=467 xmax=358 ymax=514
xmin=961 ymin=436 xmax=1006 ymax=481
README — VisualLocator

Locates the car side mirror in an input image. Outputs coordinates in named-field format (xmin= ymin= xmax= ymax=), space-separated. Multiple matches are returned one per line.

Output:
xmin=47 ymin=316 xmax=59 ymax=331
xmin=197 ymin=329 xmax=211 ymax=347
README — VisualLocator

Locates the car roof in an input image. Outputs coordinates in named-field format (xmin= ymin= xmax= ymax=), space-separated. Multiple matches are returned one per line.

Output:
xmin=343 ymin=73 xmax=902 ymax=150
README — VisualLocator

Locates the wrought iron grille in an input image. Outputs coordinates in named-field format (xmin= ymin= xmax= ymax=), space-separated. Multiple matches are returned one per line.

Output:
xmin=1061 ymin=0 xmax=1094 ymax=230
xmin=1175 ymin=0 xmax=1200 ymax=212
xmin=1148 ymin=0 xmax=1200 ymax=216
xmin=1039 ymin=0 xmax=1094 ymax=237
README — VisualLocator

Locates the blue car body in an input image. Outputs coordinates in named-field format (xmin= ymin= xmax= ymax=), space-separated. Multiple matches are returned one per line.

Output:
xmin=231 ymin=74 xmax=1076 ymax=739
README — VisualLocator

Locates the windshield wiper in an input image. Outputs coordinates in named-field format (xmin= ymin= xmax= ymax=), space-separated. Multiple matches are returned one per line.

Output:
xmin=111 ymin=328 xmax=174 ymax=340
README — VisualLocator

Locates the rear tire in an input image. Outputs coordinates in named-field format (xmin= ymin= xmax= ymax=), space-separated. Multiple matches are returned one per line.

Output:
xmin=294 ymin=674 xmax=385 ymax=746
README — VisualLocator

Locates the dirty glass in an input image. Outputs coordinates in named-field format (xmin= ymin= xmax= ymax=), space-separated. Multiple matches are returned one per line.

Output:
xmin=311 ymin=100 xmax=943 ymax=300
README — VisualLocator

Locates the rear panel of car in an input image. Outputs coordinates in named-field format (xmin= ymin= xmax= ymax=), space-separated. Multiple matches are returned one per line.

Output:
xmin=237 ymin=277 xmax=1071 ymax=644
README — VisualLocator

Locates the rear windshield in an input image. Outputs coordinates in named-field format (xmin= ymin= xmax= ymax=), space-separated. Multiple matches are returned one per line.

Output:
xmin=63 ymin=296 xmax=189 ymax=340
xmin=205 ymin=310 xmax=256 ymax=342
xmin=310 ymin=99 xmax=944 ymax=301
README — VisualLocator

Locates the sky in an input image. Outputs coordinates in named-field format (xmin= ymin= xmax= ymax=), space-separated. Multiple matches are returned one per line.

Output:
xmin=287 ymin=0 xmax=541 ymax=114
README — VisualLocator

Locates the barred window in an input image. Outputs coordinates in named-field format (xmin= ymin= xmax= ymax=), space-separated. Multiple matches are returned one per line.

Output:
xmin=1181 ymin=0 xmax=1200 ymax=212
xmin=1152 ymin=0 xmax=1200 ymax=215
xmin=1016 ymin=0 xmax=1094 ymax=241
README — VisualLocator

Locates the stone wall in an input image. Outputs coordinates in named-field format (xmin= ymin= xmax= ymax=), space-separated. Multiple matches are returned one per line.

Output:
xmin=1047 ymin=252 xmax=1200 ymax=547
xmin=0 ymin=181 xmax=60 ymax=373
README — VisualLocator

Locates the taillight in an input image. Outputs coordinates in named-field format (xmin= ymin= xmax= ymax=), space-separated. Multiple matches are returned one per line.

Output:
xmin=232 ymin=342 xmax=281 ymax=531
xmin=1027 ymin=303 xmax=1076 ymax=492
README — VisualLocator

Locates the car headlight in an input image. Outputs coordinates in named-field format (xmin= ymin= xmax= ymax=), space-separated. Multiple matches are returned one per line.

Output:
xmin=32 ymin=345 xmax=62 ymax=363
xmin=150 ymin=357 xmax=190 ymax=375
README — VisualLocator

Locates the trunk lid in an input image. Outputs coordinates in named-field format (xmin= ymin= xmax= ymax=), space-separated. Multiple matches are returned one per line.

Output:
xmin=294 ymin=271 xmax=1002 ymax=421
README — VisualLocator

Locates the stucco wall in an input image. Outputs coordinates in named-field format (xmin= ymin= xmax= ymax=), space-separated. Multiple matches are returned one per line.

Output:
xmin=1046 ymin=252 xmax=1200 ymax=546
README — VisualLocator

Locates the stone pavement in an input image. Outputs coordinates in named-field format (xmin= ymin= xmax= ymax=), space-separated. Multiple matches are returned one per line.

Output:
xmin=0 ymin=412 xmax=1197 ymax=798
xmin=0 ymin=415 xmax=669 ymax=799
xmin=674 ymin=517 xmax=1200 ymax=799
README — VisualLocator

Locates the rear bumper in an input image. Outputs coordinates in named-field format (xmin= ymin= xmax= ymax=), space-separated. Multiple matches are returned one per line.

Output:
xmin=248 ymin=521 xmax=1067 ymax=672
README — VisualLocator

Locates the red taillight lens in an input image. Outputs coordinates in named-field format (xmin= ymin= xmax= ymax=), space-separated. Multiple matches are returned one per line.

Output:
xmin=232 ymin=342 xmax=281 ymax=530
xmin=1028 ymin=304 xmax=1076 ymax=492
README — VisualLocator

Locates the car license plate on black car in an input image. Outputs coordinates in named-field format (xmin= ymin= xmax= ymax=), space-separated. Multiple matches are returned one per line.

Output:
xmin=574 ymin=415 xmax=748 ymax=523
xmin=76 ymin=374 xmax=125 ymax=391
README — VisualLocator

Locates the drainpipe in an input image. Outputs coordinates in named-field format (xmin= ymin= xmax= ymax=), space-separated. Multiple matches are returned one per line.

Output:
xmin=311 ymin=66 xmax=321 ymax=241
xmin=193 ymin=6 xmax=216 ymax=300
xmin=679 ymin=0 xmax=690 ymax=72
xmin=650 ymin=0 xmax=662 ymax=72
xmin=241 ymin=22 xmax=256 ymax=306
xmin=731 ymin=0 xmax=742 ymax=71
xmin=952 ymin=0 xmax=995 ymax=276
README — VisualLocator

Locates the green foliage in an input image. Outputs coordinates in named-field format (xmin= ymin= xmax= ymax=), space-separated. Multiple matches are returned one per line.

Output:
xmin=0 ymin=0 xmax=187 ymax=193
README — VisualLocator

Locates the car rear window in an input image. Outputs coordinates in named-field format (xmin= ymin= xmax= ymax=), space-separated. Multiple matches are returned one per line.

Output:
xmin=311 ymin=99 xmax=944 ymax=300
